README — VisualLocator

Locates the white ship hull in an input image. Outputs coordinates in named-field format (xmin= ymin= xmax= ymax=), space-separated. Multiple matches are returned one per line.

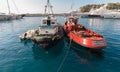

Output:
xmin=0 ymin=14 xmax=24 ymax=21
xmin=0 ymin=14 xmax=11 ymax=21
xmin=102 ymin=13 xmax=120 ymax=19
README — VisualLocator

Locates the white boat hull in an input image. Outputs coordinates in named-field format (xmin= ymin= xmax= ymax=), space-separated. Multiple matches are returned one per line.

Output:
xmin=102 ymin=14 xmax=120 ymax=19
xmin=0 ymin=15 xmax=10 ymax=21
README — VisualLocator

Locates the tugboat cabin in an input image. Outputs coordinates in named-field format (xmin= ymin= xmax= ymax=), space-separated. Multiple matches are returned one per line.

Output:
xmin=37 ymin=16 xmax=59 ymax=35
xmin=40 ymin=16 xmax=58 ymax=26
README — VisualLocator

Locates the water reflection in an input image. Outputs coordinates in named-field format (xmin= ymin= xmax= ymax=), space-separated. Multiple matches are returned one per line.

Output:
xmin=32 ymin=40 xmax=64 ymax=61
xmin=64 ymin=37 xmax=104 ymax=64
xmin=71 ymin=42 xmax=104 ymax=63
xmin=89 ymin=18 xmax=103 ymax=26
xmin=88 ymin=18 xmax=105 ymax=31
xmin=20 ymin=39 xmax=32 ymax=46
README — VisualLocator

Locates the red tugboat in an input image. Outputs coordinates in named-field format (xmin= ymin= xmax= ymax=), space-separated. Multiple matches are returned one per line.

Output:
xmin=63 ymin=16 xmax=107 ymax=49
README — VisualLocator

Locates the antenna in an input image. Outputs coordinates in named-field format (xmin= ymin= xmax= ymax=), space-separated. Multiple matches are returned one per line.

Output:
xmin=7 ymin=0 xmax=11 ymax=14
xmin=44 ymin=0 xmax=53 ymax=14
xmin=70 ymin=0 xmax=74 ymax=16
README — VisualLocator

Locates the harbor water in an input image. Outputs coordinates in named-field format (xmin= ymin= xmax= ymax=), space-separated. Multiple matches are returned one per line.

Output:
xmin=0 ymin=17 xmax=120 ymax=72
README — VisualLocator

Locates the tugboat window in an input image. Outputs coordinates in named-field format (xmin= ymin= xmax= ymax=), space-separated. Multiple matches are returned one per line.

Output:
xmin=43 ymin=20 xmax=47 ymax=24
xmin=51 ymin=22 xmax=55 ymax=24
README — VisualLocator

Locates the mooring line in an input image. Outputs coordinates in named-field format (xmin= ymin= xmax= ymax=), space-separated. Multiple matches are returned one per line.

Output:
xmin=57 ymin=38 xmax=72 ymax=72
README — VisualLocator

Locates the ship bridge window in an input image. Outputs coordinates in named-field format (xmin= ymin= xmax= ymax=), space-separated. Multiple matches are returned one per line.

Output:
xmin=43 ymin=20 xmax=47 ymax=24
xmin=51 ymin=22 xmax=55 ymax=24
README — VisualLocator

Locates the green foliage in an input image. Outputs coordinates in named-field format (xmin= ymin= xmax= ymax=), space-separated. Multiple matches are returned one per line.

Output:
xmin=80 ymin=4 xmax=103 ymax=12
xmin=80 ymin=3 xmax=120 ymax=12
xmin=106 ymin=3 xmax=120 ymax=10
xmin=80 ymin=5 xmax=92 ymax=12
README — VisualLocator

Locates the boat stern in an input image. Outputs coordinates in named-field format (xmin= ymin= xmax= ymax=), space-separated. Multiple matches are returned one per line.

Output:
xmin=81 ymin=38 xmax=107 ymax=49
xmin=92 ymin=39 xmax=107 ymax=49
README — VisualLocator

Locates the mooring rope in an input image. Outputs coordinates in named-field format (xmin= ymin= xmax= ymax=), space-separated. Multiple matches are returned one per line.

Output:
xmin=57 ymin=38 xmax=72 ymax=72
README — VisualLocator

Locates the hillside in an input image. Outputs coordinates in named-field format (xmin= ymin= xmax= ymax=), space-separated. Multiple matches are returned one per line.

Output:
xmin=80 ymin=2 xmax=120 ymax=12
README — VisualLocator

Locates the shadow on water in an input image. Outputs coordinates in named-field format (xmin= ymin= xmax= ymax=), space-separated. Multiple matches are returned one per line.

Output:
xmin=73 ymin=43 xmax=104 ymax=62
xmin=20 ymin=39 xmax=32 ymax=45
xmin=32 ymin=40 xmax=64 ymax=61
xmin=65 ymin=37 xmax=104 ymax=63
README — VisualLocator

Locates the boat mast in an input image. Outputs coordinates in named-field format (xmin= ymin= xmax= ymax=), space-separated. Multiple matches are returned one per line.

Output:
xmin=7 ymin=0 xmax=11 ymax=14
xmin=44 ymin=0 xmax=53 ymax=15
xmin=70 ymin=0 xmax=74 ymax=16
xmin=12 ymin=0 xmax=19 ymax=13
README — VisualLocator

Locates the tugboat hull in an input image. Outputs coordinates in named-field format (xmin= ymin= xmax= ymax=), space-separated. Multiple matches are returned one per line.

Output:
xmin=32 ymin=34 xmax=63 ymax=48
xmin=32 ymin=26 xmax=64 ymax=48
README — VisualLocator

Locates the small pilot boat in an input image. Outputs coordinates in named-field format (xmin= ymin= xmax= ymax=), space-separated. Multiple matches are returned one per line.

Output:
xmin=63 ymin=16 xmax=107 ymax=49
xmin=31 ymin=16 xmax=64 ymax=48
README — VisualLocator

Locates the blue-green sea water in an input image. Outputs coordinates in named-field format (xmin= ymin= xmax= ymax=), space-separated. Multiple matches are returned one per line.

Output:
xmin=0 ymin=17 xmax=120 ymax=72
